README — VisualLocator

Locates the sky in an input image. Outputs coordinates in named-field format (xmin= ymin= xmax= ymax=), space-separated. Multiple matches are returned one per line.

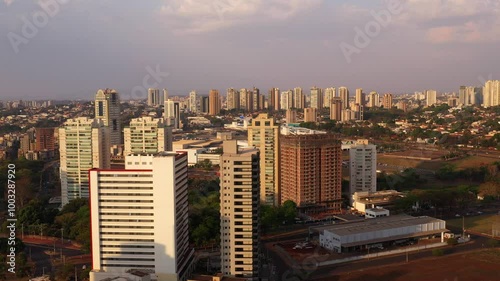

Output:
xmin=0 ymin=0 xmax=499 ymax=100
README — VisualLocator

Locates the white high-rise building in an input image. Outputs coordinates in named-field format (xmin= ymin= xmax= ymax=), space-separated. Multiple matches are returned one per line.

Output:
xmin=124 ymin=116 xmax=172 ymax=156
xmin=59 ymin=117 xmax=110 ymax=206
xmin=220 ymin=141 xmax=260 ymax=280
xmin=426 ymin=90 xmax=437 ymax=107
xmin=323 ymin=87 xmax=336 ymax=108
xmin=349 ymin=139 xmax=377 ymax=201
xmin=89 ymin=152 xmax=194 ymax=281
xmin=148 ymin=88 xmax=164 ymax=106
xmin=95 ymin=89 xmax=121 ymax=145
xmin=339 ymin=87 xmax=349 ymax=109
xmin=355 ymin=88 xmax=365 ymax=106
xmin=188 ymin=90 xmax=200 ymax=113
xmin=483 ymin=80 xmax=500 ymax=108
xmin=164 ymin=99 xmax=180 ymax=129
xmin=280 ymin=90 xmax=293 ymax=110
xmin=293 ymin=87 xmax=304 ymax=109
xmin=368 ymin=91 xmax=380 ymax=107
xmin=310 ymin=86 xmax=323 ymax=109
xmin=226 ymin=88 xmax=240 ymax=110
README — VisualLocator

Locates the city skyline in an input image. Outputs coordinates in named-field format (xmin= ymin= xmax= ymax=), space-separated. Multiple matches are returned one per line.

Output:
xmin=1 ymin=1 xmax=499 ymax=99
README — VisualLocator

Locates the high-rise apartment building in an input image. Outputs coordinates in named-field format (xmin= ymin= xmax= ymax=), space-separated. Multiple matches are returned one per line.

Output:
xmin=367 ymin=91 xmax=379 ymax=107
xmin=252 ymin=87 xmax=260 ymax=111
xmin=226 ymin=88 xmax=240 ymax=110
xmin=188 ymin=91 xmax=200 ymax=113
xmin=349 ymin=139 xmax=377 ymax=200
xmin=95 ymin=89 xmax=121 ymax=145
xmin=59 ymin=117 xmax=110 ymax=206
xmin=426 ymin=90 xmax=437 ymax=107
xmin=339 ymin=87 xmax=349 ymax=109
xmin=248 ymin=113 xmax=280 ymax=206
xmin=209 ymin=89 xmax=221 ymax=116
xmin=239 ymin=88 xmax=248 ymax=111
xmin=35 ymin=127 xmax=56 ymax=151
xmin=280 ymin=133 xmax=342 ymax=211
xmin=310 ymin=87 xmax=323 ymax=109
xmin=382 ymin=93 xmax=393 ymax=109
xmin=89 ymin=152 xmax=194 ymax=281
xmin=164 ymin=99 xmax=181 ymax=129
xmin=163 ymin=89 xmax=169 ymax=101
xmin=303 ymin=107 xmax=317 ymax=122
xmin=293 ymin=87 xmax=304 ymax=109
xmin=268 ymin=88 xmax=280 ymax=111
xmin=355 ymin=88 xmax=365 ymax=106
xmin=219 ymin=141 xmax=260 ymax=280
xmin=147 ymin=88 xmax=164 ymax=106
xmin=330 ymin=98 xmax=342 ymax=121
xmin=124 ymin=116 xmax=172 ymax=156
xmin=483 ymin=80 xmax=500 ymax=108
xmin=280 ymin=90 xmax=293 ymax=110
xmin=323 ymin=87 xmax=336 ymax=108
xmin=459 ymin=86 xmax=475 ymax=106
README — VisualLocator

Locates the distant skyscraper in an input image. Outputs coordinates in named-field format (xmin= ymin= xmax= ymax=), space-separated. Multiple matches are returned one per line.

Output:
xmin=239 ymin=88 xmax=248 ymax=110
xmin=293 ymin=87 xmax=304 ymax=109
xmin=124 ymin=116 xmax=172 ymax=156
xmin=382 ymin=93 xmax=393 ymax=109
xmin=147 ymin=88 xmax=163 ymax=106
xmin=280 ymin=90 xmax=293 ymax=110
xmin=483 ymin=80 xmax=500 ymax=108
xmin=163 ymin=89 xmax=169 ymax=100
xmin=304 ymin=107 xmax=317 ymax=122
xmin=339 ymin=87 xmax=349 ymax=109
xmin=248 ymin=114 xmax=280 ymax=206
xmin=188 ymin=90 xmax=200 ymax=113
xmin=397 ymin=101 xmax=408 ymax=112
xmin=330 ymin=98 xmax=342 ymax=121
xmin=89 ymin=152 xmax=194 ymax=281
xmin=201 ymin=96 xmax=209 ymax=113
xmin=59 ymin=117 xmax=110 ymax=206
xmin=268 ymin=88 xmax=280 ymax=111
xmin=164 ymin=99 xmax=181 ymax=129
xmin=323 ymin=87 xmax=336 ymax=108
xmin=349 ymin=139 xmax=377 ymax=199
xmin=310 ymin=87 xmax=323 ymax=109
xmin=355 ymin=88 xmax=365 ymax=106
xmin=252 ymin=87 xmax=260 ymax=111
xmin=95 ymin=89 xmax=121 ymax=145
xmin=280 ymin=133 xmax=342 ymax=211
xmin=209 ymin=89 xmax=221 ymax=115
xmin=226 ymin=88 xmax=240 ymax=110
xmin=219 ymin=141 xmax=260 ymax=280
xmin=426 ymin=90 xmax=437 ymax=107
xmin=459 ymin=86 xmax=475 ymax=106
xmin=368 ymin=91 xmax=380 ymax=107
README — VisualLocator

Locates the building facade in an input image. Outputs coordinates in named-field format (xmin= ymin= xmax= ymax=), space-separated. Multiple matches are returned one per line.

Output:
xmin=95 ymin=89 xmax=121 ymax=145
xmin=59 ymin=117 xmax=110 ymax=206
xmin=349 ymin=139 xmax=377 ymax=199
xmin=219 ymin=141 xmax=260 ymax=280
xmin=209 ymin=89 xmax=221 ymax=116
xmin=247 ymin=113 xmax=280 ymax=206
xmin=124 ymin=116 xmax=172 ymax=156
xmin=89 ymin=152 xmax=194 ymax=281
xmin=280 ymin=133 xmax=342 ymax=211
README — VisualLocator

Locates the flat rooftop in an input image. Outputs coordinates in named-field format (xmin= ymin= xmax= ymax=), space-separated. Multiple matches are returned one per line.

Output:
xmin=366 ymin=208 xmax=389 ymax=213
xmin=315 ymin=215 xmax=446 ymax=237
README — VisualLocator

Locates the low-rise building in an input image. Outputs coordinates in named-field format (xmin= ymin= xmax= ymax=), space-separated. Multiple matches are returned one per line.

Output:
xmin=365 ymin=208 xmax=389 ymax=219
xmin=317 ymin=215 xmax=447 ymax=253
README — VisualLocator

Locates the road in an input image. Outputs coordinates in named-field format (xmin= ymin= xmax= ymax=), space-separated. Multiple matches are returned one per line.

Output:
xmin=267 ymin=234 xmax=492 ymax=281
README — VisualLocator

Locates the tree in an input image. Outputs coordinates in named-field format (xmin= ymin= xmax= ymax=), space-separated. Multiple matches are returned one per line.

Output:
xmin=447 ymin=238 xmax=458 ymax=246
xmin=432 ymin=248 xmax=445 ymax=256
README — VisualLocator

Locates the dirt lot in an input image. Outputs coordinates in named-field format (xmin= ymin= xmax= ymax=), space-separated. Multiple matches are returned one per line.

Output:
xmin=331 ymin=249 xmax=500 ymax=281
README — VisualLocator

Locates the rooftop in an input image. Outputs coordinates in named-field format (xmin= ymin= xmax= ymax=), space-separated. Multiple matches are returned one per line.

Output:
xmin=315 ymin=215 xmax=446 ymax=237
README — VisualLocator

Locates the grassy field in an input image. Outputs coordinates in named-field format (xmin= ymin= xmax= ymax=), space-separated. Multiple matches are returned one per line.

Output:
xmin=377 ymin=155 xmax=498 ymax=172
xmin=446 ymin=214 xmax=500 ymax=234
xmin=324 ymin=249 xmax=500 ymax=281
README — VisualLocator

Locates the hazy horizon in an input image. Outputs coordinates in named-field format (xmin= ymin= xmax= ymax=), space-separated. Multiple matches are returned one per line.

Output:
xmin=1 ymin=0 xmax=499 ymax=100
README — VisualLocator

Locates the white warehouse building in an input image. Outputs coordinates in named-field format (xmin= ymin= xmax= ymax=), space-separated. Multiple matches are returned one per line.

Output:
xmin=318 ymin=215 xmax=447 ymax=253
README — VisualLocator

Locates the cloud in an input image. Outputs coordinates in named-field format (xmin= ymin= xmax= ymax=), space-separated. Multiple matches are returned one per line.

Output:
xmin=159 ymin=0 xmax=323 ymax=34
xmin=398 ymin=0 xmax=500 ymax=43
